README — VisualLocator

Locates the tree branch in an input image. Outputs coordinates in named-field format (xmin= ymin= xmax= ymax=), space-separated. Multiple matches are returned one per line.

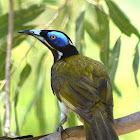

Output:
xmin=114 ymin=111 xmax=140 ymax=135
xmin=4 ymin=0 xmax=14 ymax=136
xmin=39 ymin=111 xmax=140 ymax=140
xmin=0 ymin=109 xmax=139 ymax=139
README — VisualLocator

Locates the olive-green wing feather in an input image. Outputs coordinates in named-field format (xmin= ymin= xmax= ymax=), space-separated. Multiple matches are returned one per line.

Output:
xmin=51 ymin=55 xmax=113 ymax=122
xmin=51 ymin=55 xmax=118 ymax=140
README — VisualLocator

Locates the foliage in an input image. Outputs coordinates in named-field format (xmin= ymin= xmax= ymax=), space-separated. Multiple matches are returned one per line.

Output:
xmin=0 ymin=0 xmax=139 ymax=139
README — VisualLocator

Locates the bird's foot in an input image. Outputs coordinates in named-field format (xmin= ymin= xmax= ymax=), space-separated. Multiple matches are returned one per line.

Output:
xmin=56 ymin=125 xmax=64 ymax=132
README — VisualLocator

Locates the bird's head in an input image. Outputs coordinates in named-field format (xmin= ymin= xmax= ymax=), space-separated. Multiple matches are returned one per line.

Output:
xmin=18 ymin=30 xmax=79 ymax=62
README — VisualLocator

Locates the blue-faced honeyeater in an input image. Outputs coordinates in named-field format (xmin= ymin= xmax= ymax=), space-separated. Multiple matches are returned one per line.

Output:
xmin=18 ymin=29 xmax=118 ymax=140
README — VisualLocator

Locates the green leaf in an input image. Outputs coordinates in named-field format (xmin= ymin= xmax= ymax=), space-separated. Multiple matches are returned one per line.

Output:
xmin=85 ymin=5 xmax=110 ymax=67
xmin=0 ymin=2 xmax=3 ymax=15
xmin=0 ymin=115 xmax=3 ymax=135
xmin=67 ymin=112 xmax=77 ymax=127
xmin=43 ymin=0 xmax=57 ymax=4
xmin=19 ymin=63 xmax=32 ymax=87
xmin=0 ymin=4 xmax=45 ymax=80
xmin=0 ymin=4 xmax=45 ymax=39
xmin=0 ymin=25 xmax=35 ymax=81
xmin=0 ymin=25 xmax=36 ymax=50
xmin=105 ymin=0 xmax=140 ymax=38
xmin=95 ymin=6 xmax=110 ymax=67
xmin=109 ymin=36 xmax=121 ymax=84
xmin=113 ymin=83 xmax=122 ymax=97
xmin=13 ymin=63 xmax=32 ymax=134
xmin=84 ymin=20 xmax=100 ymax=44
xmin=35 ymin=52 xmax=48 ymax=133
xmin=133 ymin=41 xmax=139 ymax=87
xmin=0 ymin=52 xmax=6 ymax=80
xmin=14 ymin=96 xmax=20 ymax=135
xmin=21 ymin=52 xmax=47 ymax=129
xmin=75 ymin=8 xmax=85 ymax=54
xmin=35 ymin=68 xmax=47 ymax=133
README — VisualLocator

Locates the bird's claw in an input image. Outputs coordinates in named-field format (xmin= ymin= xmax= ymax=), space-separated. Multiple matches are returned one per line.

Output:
xmin=56 ymin=125 xmax=63 ymax=132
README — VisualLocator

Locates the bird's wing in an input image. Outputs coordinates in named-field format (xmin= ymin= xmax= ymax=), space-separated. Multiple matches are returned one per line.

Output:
xmin=59 ymin=75 xmax=112 ymax=123
xmin=51 ymin=56 xmax=113 ymax=123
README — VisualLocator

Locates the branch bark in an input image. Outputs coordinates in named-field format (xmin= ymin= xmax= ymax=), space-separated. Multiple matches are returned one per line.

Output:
xmin=39 ymin=111 xmax=140 ymax=140
xmin=4 ymin=0 xmax=14 ymax=136
xmin=0 ymin=109 xmax=140 ymax=140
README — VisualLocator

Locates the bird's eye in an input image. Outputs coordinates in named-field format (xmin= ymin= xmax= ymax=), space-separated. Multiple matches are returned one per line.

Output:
xmin=31 ymin=31 xmax=34 ymax=34
xmin=51 ymin=35 xmax=56 ymax=40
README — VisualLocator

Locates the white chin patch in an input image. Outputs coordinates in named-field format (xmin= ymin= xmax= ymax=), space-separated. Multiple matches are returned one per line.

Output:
xmin=35 ymin=35 xmax=54 ymax=50
xmin=57 ymin=51 xmax=63 ymax=60
xmin=34 ymin=35 xmax=63 ymax=60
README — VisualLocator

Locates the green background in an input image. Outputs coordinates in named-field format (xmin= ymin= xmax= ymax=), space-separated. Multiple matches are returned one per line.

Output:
xmin=0 ymin=0 xmax=140 ymax=139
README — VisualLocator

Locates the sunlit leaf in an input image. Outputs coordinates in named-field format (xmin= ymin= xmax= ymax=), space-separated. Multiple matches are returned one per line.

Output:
xmin=75 ymin=8 xmax=85 ymax=54
xmin=50 ymin=2 xmax=72 ymax=30
xmin=85 ymin=5 xmax=110 ymax=67
xmin=14 ymin=63 xmax=31 ymax=134
xmin=109 ymin=36 xmax=121 ymax=83
xmin=113 ymin=83 xmax=121 ymax=97
xmin=133 ymin=41 xmax=139 ymax=87
xmin=14 ymin=100 xmax=20 ymax=135
xmin=95 ymin=6 xmax=110 ymax=67
xmin=0 ymin=2 xmax=2 ymax=15
xmin=0 ymin=4 xmax=45 ymax=39
xmin=0 ymin=115 xmax=3 ymax=135
xmin=13 ymin=25 xmax=36 ymax=47
xmin=67 ymin=112 xmax=77 ymax=127
xmin=105 ymin=0 xmax=140 ymax=38
xmin=0 ymin=4 xmax=45 ymax=80
xmin=35 ymin=73 xmax=46 ymax=133
xmin=0 ymin=92 xmax=5 ymax=103
xmin=59 ymin=3 xmax=72 ymax=31
xmin=84 ymin=20 xmax=100 ymax=44
xmin=19 ymin=63 xmax=32 ymax=87
xmin=43 ymin=0 xmax=57 ymax=4
xmin=21 ymin=52 xmax=47 ymax=129
xmin=0 ymin=52 xmax=6 ymax=80
xmin=35 ymin=52 xmax=47 ymax=133
xmin=0 ymin=25 xmax=35 ymax=82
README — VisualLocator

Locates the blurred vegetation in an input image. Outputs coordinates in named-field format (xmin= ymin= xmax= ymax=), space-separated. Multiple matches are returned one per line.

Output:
xmin=0 ymin=0 xmax=140 ymax=139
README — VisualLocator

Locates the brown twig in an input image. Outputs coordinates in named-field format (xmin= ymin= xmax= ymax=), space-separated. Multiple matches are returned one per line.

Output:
xmin=4 ymin=0 xmax=14 ymax=136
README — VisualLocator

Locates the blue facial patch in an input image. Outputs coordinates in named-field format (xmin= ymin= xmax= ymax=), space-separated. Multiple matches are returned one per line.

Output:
xmin=47 ymin=31 xmax=69 ymax=47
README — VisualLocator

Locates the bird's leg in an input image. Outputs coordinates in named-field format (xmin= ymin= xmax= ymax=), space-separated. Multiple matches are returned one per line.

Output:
xmin=56 ymin=101 xmax=69 ymax=132
xmin=56 ymin=113 xmax=67 ymax=132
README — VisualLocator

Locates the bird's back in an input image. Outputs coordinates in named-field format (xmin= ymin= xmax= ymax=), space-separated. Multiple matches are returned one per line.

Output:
xmin=51 ymin=54 xmax=113 ymax=121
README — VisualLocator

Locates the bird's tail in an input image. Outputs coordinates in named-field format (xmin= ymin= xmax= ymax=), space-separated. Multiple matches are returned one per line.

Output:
xmin=83 ymin=105 xmax=118 ymax=140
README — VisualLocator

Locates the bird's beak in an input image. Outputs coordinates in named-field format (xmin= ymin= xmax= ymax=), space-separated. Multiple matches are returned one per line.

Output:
xmin=18 ymin=29 xmax=53 ymax=50
xmin=18 ymin=29 xmax=41 ymax=36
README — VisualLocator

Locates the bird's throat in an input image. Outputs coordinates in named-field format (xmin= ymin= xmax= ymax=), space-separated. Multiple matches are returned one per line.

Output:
xmin=52 ymin=45 xmax=79 ymax=62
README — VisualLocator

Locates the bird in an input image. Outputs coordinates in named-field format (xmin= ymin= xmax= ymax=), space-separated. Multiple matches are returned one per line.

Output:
xmin=18 ymin=29 xmax=118 ymax=140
